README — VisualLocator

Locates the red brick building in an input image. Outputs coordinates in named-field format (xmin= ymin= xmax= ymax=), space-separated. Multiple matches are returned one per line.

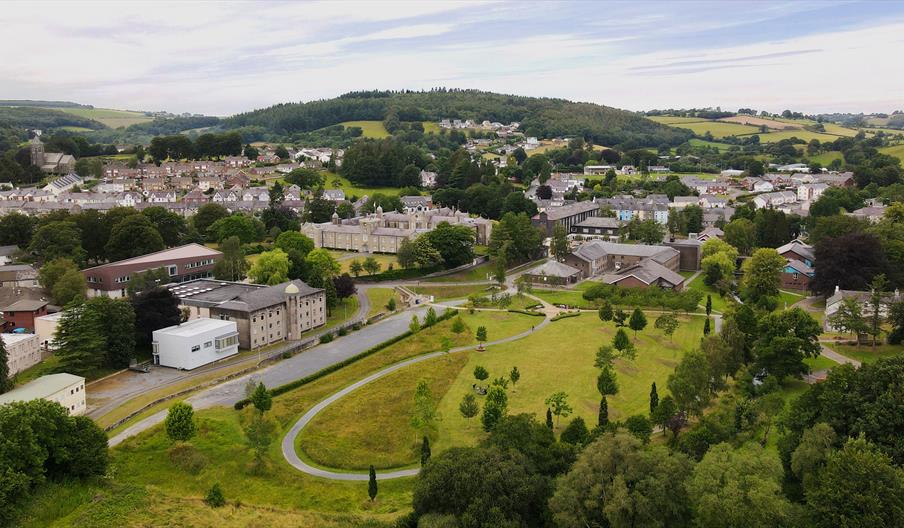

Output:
xmin=0 ymin=299 xmax=48 ymax=332
xmin=83 ymin=244 xmax=223 ymax=299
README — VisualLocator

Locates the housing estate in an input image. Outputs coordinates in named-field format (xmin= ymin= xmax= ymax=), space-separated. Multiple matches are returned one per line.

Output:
xmin=170 ymin=279 xmax=325 ymax=350
xmin=83 ymin=243 xmax=223 ymax=298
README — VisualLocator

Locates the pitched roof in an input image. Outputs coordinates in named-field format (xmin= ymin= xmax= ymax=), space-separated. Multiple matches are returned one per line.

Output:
xmin=776 ymin=240 xmax=814 ymax=262
xmin=533 ymin=201 xmax=599 ymax=221
xmin=0 ymin=298 xmax=48 ymax=311
xmin=526 ymin=260 xmax=581 ymax=278
xmin=217 ymin=279 xmax=323 ymax=312
xmin=603 ymin=259 xmax=685 ymax=287
xmin=83 ymin=243 xmax=222 ymax=271
xmin=571 ymin=241 xmax=678 ymax=264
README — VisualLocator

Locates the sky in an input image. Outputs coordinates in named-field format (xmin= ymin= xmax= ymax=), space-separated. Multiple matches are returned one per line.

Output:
xmin=3 ymin=0 xmax=904 ymax=116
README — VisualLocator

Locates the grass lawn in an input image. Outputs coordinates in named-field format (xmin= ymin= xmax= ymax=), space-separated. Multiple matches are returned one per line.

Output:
xmin=15 ymin=354 xmax=119 ymax=387
xmin=647 ymin=116 xmax=710 ymax=125
xmin=411 ymin=283 xmax=496 ymax=301
xmin=808 ymin=151 xmax=843 ymax=166
xmin=322 ymin=296 xmax=360 ymax=332
xmin=339 ymin=120 xmax=390 ymax=138
xmin=532 ymin=288 xmax=591 ymax=308
xmin=686 ymin=274 xmax=731 ymax=313
xmin=54 ymin=107 xmax=152 ymax=128
xmin=688 ymin=138 xmax=733 ymax=151
xmin=423 ymin=259 xmax=494 ymax=282
xmin=832 ymin=343 xmax=904 ymax=364
xmin=321 ymin=171 xmax=402 ymax=199
xmin=340 ymin=254 xmax=398 ymax=275
xmin=365 ymin=287 xmax=397 ymax=318
xmin=433 ymin=313 xmax=706 ymax=452
xmin=778 ymin=290 xmax=806 ymax=309
xmin=298 ymin=311 xmax=549 ymax=469
xmin=804 ymin=354 xmax=838 ymax=372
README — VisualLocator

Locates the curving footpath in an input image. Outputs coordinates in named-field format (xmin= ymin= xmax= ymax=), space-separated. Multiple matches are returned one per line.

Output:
xmin=281 ymin=313 xmax=552 ymax=481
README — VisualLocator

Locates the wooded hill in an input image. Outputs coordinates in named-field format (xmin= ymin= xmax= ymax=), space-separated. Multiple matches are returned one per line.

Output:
xmin=0 ymin=107 xmax=106 ymax=131
xmin=225 ymin=89 xmax=692 ymax=148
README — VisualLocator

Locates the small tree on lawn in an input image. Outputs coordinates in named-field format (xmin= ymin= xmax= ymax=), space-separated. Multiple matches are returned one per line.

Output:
xmin=440 ymin=336 xmax=452 ymax=361
xmin=250 ymin=382 xmax=272 ymax=414
xmin=544 ymin=391 xmax=573 ymax=427
xmin=595 ymin=345 xmax=615 ymax=368
xmin=706 ymin=295 xmax=712 ymax=316
xmin=482 ymin=386 xmax=508 ymax=431
xmin=363 ymin=256 xmax=381 ymax=276
xmin=651 ymin=395 xmax=679 ymax=437
xmin=473 ymin=365 xmax=489 ymax=386
xmin=560 ymin=416 xmax=590 ymax=446
xmin=628 ymin=308 xmax=647 ymax=340
xmin=459 ymin=393 xmax=479 ymax=424
xmin=451 ymin=317 xmax=466 ymax=334
xmin=385 ymin=297 xmax=396 ymax=312
xmin=703 ymin=318 xmax=711 ymax=336
xmin=409 ymin=315 xmax=421 ymax=333
xmin=349 ymin=260 xmax=363 ymax=278
xmin=368 ymin=465 xmax=378 ymax=501
xmin=205 ymin=483 xmax=226 ymax=507
xmin=420 ymin=436 xmax=431 ymax=465
xmin=650 ymin=382 xmax=659 ymax=414
xmin=613 ymin=308 xmax=628 ymax=327
xmin=509 ymin=366 xmax=520 ymax=391
xmin=625 ymin=415 xmax=653 ymax=444
xmin=654 ymin=312 xmax=680 ymax=342
xmin=546 ymin=407 xmax=554 ymax=429
xmin=424 ymin=307 xmax=437 ymax=327
xmin=244 ymin=414 xmax=275 ymax=473
xmin=597 ymin=366 xmax=619 ymax=398
xmin=598 ymin=397 xmax=609 ymax=427
xmin=598 ymin=301 xmax=613 ymax=324
xmin=475 ymin=326 xmax=487 ymax=343
xmin=165 ymin=401 xmax=196 ymax=442
xmin=612 ymin=328 xmax=632 ymax=355
xmin=410 ymin=380 xmax=438 ymax=438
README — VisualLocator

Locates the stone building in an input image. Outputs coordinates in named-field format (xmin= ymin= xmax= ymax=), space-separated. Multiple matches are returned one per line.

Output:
xmin=302 ymin=206 xmax=492 ymax=254
xmin=29 ymin=134 xmax=76 ymax=174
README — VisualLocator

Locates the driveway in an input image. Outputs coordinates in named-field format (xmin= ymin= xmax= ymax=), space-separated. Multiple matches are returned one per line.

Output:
xmin=108 ymin=303 xmax=429 ymax=447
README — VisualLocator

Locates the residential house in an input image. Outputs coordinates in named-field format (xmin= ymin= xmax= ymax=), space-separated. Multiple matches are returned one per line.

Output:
xmin=782 ymin=259 xmax=815 ymax=291
xmin=0 ymin=299 xmax=49 ymax=332
xmin=322 ymin=189 xmax=346 ymax=202
xmin=824 ymin=286 xmax=900 ymax=331
xmin=0 ymin=264 xmax=39 ymax=288
xmin=601 ymin=259 xmax=686 ymax=290
xmin=797 ymin=183 xmax=828 ymax=202
xmin=850 ymin=205 xmax=887 ymax=223
xmin=777 ymin=240 xmax=814 ymax=267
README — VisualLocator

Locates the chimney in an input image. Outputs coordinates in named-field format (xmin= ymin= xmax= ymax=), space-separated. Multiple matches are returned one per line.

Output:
xmin=834 ymin=285 xmax=840 ymax=295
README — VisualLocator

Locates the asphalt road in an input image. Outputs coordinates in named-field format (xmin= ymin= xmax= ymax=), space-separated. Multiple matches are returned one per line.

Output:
xmin=108 ymin=302 xmax=428 ymax=447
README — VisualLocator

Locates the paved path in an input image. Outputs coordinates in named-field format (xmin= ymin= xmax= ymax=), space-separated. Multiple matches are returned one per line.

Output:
xmin=282 ymin=315 xmax=553 ymax=481
xmin=108 ymin=303 xmax=429 ymax=447
xmin=803 ymin=342 xmax=862 ymax=383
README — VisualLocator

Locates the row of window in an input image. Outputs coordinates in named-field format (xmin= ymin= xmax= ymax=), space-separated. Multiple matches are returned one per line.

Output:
xmin=185 ymin=258 xmax=215 ymax=269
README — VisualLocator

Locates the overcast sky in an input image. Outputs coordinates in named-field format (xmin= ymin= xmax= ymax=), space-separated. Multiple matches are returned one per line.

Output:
xmin=3 ymin=0 xmax=903 ymax=116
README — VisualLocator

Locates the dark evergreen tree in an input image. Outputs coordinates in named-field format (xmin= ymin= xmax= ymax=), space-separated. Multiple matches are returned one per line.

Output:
xmin=420 ymin=436 xmax=431 ymax=466
xmin=650 ymin=382 xmax=659 ymax=415
xmin=546 ymin=407 xmax=554 ymax=429
xmin=599 ymin=397 xmax=609 ymax=427
xmin=368 ymin=465 xmax=378 ymax=501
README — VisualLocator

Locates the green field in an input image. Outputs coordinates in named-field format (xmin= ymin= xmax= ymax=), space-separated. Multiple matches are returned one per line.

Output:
xmin=686 ymin=274 xmax=730 ymax=313
xmin=803 ymin=354 xmax=838 ymax=372
xmin=339 ymin=253 xmax=399 ymax=275
xmin=302 ymin=311 xmax=697 ymax=469
xmin=672 ymin=120 xmax=761 ymax=139
xmin=365 ymin=287 xmax=397 ymax=318
xmin=880 ymin=144 xmax=904 ymax=163
xmin=320 ymin=172 xmax=402 ymax=199
xmin=647 ymin=116 xmax=710 ymax=125
xmin=807 ymin=150 xmax=844 ymax=166
xmin=53 ymin=107 xmax=152 ymax=128
xmin=688 ymin=138 xmax=733 ymax=151
xmin=832 ymin=343 xmax=904 ymax=364
xmin=753 ymin=129 xmax=844 ymax=143
xmin=339 ymin=120 xmax=390 ymax=139
xmin=411 ymin=283 xmax=495 ymax=301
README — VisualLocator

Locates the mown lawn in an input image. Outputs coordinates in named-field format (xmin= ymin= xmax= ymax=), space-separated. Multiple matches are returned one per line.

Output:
xmin=298 ymin=311 xmax=537 ymax=469
xmin=686 ymin=274 xmax=731 ymax=313
xmin=320 ymin=171 xmax=402 ymax=199
xmin=411 ymin=283 xmax=495 ymax=301
xmin=365 ymin=287 xmax=397 ymax=318
xmin=423 ymin=260 xmax=495 ymax=283
xmin=433 ymin=312 xmax=706 ymax=452
xmin=832 ymin=343 xmax=904 ymax=364
xmin=804 ymin=354 xmax=838 ymax=372
xmin=341 ymin=254 xmax=399 ymax=275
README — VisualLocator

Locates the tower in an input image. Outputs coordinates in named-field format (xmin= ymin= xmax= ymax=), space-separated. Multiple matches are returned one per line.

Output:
xmin=284 ymin=282 xmax=301 ymax=340
xmin=29 ymin=135 xmax=45 ymax=167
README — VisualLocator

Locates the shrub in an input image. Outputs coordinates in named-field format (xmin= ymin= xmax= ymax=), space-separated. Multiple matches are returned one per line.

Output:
xmin=551 ymin=311 xmax=581 ymax=322
xmin=168 ymin=443 xmax=208 ymax=474
xmin=507 ymin=309 xmax=545 ymax=317
xmin=205 ymin=483 xmax=226 ymax=507
xmin=582 ymin=283 xmax=702 ymax=312
xmin=337 ymin=327 xmax=348 ymax=337
xmin=319 ymin=333 xmax=334 ymax=344
xmin=164 ymin=402 xmax=196 ymax=442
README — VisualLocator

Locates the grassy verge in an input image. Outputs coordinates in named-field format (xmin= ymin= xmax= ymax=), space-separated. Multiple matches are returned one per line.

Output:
xmin=686 ymin=274 xmax=730 ymax=313
xmin=411 ymin=284 xmax=495 ymax=301
xmin=831 ymin=343 xmax=904 ymax=364
xmin=365 ymin=287 xmax=396 ymax=318
xmin=423 ymin=260 xmax=494 ymax=283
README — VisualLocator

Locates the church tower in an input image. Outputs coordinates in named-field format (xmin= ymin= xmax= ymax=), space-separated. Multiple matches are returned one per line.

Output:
xmin=29 ymin=134 xmax=45 ymax=167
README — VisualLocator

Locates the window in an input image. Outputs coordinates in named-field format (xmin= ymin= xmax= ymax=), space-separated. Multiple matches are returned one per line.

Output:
xmin=191 ymin=345 xmax=200 ymax=352
xmin=167 ymin=265 xmax=178 ymax=276
xmin=204 ymin=341 xmax=212 ymax=348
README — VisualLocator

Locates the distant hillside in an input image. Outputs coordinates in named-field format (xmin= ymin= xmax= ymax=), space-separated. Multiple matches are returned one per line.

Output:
xmin=0 ymin=106 xmax=106 ymax=131
xmin=225 ymin=89 xmax=692 ymax=147
xmin=0 ymin=99 xmax=93 ymax=109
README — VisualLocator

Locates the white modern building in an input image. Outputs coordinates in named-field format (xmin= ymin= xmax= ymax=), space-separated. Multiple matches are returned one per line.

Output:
xmin=34 ymin=311 xmax=65 ymax=350
xmin=0 ymin=373 xmax=86 ymax=415
xmin=1 ymin=333 xmax=42 ymax=375
xmin=151 ymin=318 xmax=240 ymax=370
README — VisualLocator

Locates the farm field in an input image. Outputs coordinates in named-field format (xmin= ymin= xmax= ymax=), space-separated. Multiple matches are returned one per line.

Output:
xmin=646 ymin=116 xmax=709 ymax=125
xmin=53 ymin=107 xmax=153 ymax=128
xmin=320 ymin=172 xmax=402 ymax=198
xmin=807 ymin=151 xmax=844 ymax=166
xmin=671 ymin=120 xmax=760 ymax=138
xmin=687 ymin=138 xmax=733 ymax=151
xmin=753 ymin=129 xmax=844 ymax=143
xmin=719 ymin=115 xmax=796 ymax=129
xmin=338 ymin=120 xmax=390 ymax=138
xmin=880 ymin=144 xmax=904 ymax=163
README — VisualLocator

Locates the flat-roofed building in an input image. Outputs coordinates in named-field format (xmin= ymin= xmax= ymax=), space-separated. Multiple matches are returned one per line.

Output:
xmin=570 ymin=216 xmax=622 ymax=240
xmin=83 ymin=243 xmax=223 ymax=298
xmin=531 ymin=201 xmax=600 ymax=235
xmin=34 ymin=311 xmax=64 ymax=350
xmin=2 ymin=333 xmax=41 ymax=375
xmin=152 ymin=318 xmax=240 ymax=370
xmin=0 ymin=373 xmax=86 ymax=415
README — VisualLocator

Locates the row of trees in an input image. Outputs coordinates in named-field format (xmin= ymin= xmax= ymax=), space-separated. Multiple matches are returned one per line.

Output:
xmin=148 ymin=132 xmax=243 ymax=162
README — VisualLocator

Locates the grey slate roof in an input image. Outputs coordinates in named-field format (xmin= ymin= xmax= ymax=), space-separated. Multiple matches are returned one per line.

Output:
xmin=217 ymin=279 xmax=322 ymax=312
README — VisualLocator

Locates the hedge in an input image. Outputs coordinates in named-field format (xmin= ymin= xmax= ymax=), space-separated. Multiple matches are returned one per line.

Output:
xmin=551 ymin=311 xmax=582 ymax=322
xmin=582 ymin=283 xmax=702 ymax=313
xmin=234 ymin=308 xmax=457 ymax=409
xmin=356 ymin=265 xmax=442 ymax=282
xmin=507 ymin=309 xmax=545 ymax=317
